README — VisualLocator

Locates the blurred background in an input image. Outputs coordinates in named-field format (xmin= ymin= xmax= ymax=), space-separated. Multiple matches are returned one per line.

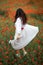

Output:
xmin=0 ymin=0 xmax=43 ymax=65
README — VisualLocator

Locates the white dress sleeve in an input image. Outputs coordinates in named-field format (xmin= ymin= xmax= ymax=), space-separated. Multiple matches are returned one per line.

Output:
xmin=14 ymin=17 xmax=22 ymax=40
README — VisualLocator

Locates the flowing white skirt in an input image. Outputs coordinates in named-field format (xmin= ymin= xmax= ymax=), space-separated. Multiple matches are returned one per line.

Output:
xmin=9 ymin=24 xmax=39 ymax=50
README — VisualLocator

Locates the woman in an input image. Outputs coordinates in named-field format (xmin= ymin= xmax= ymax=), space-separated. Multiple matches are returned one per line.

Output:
xmin=9 ymin=8 xmax=39 ymax=57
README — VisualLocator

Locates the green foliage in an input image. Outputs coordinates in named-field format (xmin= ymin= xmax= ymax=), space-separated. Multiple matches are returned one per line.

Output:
xmin=0 ymin=10 xmax=8 ymax=17
xmin=30 ymin=14 xmax=43 ymax=21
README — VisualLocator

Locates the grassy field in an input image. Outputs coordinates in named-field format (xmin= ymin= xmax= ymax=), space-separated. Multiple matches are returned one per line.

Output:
xmin=0 ymin=0 xmax=43 ymax=65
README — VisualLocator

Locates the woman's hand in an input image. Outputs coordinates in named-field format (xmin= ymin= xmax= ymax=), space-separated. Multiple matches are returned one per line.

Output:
xmin=17 ymin=33 xmax=21 ymax=40
xmin=17 ymin=36 xmax=20 ymax=40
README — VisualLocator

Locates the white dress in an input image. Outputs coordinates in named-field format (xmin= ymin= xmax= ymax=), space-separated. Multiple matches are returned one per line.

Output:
xmin=9 ymin=17 xmax=39 ymax=50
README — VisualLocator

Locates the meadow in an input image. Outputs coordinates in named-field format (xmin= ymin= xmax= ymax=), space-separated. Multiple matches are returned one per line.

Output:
xmin=0 ymin=0 xmax=43 ymax=65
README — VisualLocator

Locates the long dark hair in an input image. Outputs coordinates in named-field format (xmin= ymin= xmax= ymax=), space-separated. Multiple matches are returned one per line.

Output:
xmin=14 ymin=8 xmax=27 ymax=25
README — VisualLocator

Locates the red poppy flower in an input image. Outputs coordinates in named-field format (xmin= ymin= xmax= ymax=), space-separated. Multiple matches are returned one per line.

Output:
xmin=21 ymin=27 xmax=24 ymax=30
